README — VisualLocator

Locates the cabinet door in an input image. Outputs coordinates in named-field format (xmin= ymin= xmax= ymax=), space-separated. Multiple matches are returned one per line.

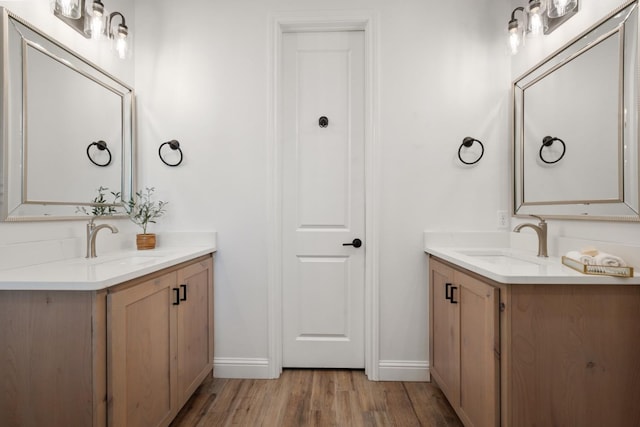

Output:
xmin=455 ymin=271 xmax=499 ymax=427
xmin=176 ymin=258 xmax=214 ymax=407
xmin=108 ymin=272 xmax=179 ymax=427
xmin=430 ymin=259 xmax=460 ymax=407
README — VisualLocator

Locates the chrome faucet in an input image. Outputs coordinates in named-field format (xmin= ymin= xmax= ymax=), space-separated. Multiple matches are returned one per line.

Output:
xmin=86 ymin=218 xmax=119 ymax=258
xmin=513 ymin=215 xmax=548 ymax=257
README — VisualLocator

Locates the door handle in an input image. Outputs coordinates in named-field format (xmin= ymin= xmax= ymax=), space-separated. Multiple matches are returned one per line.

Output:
xmin=445 ymin=283 xmax=452 ymax=300
xmin=172 ymin=288 xmax=181 ymax=306
xmin=180 ymin=284 xmax=187 ymax=301
xmin=342 ymin=238 xmax=362 ymax=248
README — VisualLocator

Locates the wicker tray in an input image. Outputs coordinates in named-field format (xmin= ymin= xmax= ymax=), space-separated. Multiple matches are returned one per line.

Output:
xmin=561 ymin=256 xmax=634 ymax=278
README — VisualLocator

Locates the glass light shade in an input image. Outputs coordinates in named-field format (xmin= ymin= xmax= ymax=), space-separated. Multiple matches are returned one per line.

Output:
xmin=508 ymin=19 xmax=525 ymax=55
xmin=113 ymin=25 xmax=129 ymax=59
xmin=53 ymin=0 xmax=81 ymax=19
xmin=527 ymin=1 xmax=548 ymax=37
xmin=548 ymin=0 xmax=578 ymax=18
xmin=84 ymin=1 xmax=107 ymax=40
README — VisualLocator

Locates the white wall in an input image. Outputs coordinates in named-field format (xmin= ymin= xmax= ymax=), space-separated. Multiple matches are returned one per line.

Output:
xmin=509 ymin=0 xmax=640 ymax=244
xmin=134 ymin=0 xmax=510 ymax=379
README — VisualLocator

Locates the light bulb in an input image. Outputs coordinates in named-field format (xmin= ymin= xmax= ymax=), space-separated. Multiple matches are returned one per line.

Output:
xmin=526 ymin=0 xmax=547 ymax=37
xmin=554 ymin=0 xmax=570 ymax=15
xmin=529 ymin=13 xmax=545 ymax=36
xmin=90 ymin=13 xmax=104 ymax=40
xmin=115 ymin=35 xmax=127 ymax=59
xmin=548 ymin=0 xmax=577 ymax=18
xmin=85 ymin=1 xmax=105 ymax=40
xmin=508 ymin=14 xmax=525 ymax=55
xmin=54 ymin=0 xmax=81 ymax=19
xmin=509 ymin=30 xmax=522 ymax=55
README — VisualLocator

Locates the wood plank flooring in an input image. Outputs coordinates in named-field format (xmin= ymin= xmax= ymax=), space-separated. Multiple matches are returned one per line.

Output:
xmin=170 ymin=369 xmax=463 ymax=427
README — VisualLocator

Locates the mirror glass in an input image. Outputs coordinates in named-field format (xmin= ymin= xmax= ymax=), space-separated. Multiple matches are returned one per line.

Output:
xmin=0 ymin=9 xmax=134 ymax=221
xmin=513 ymin=1 xmax=640 ymax=221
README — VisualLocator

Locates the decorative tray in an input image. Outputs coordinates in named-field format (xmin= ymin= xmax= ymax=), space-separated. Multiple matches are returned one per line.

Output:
xmin=561 ymin=256 xmax=634 ymax=278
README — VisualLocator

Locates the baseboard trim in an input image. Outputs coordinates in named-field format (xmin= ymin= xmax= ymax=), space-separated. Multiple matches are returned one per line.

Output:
xmin=214 ymin=358 xmax=429 ymax=381
xmin=213 ymin=357 xmax=271 ymax=379
xmin=378 ymin=360 xmax=430 ymax=382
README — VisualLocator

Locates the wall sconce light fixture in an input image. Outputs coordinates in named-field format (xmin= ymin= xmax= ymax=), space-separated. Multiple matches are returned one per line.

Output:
xmin=508 ymin=0 xmax=579 ymax=55
xmin=508 ymin=7 xmax=526 ymax=55
xmin=53 ymin=0 xmax=130 ymax=59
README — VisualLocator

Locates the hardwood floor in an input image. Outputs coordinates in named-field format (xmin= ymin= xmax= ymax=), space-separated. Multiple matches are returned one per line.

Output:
xmin=170 ymin=369 xmax=463 ymax=427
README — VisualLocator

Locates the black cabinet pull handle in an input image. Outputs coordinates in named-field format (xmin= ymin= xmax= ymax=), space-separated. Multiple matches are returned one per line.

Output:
xmin=450 ymin=286 xmax=458 ymax=304
xmin=180 ymin=284 xmax=187 ymax=301
xmin=445 ymin=283 xmax=452 ymax=300
xmin=342 ymin=238 xmax=362 ymax=248
xmin=172 ymin=288 xmax=180 ymax=306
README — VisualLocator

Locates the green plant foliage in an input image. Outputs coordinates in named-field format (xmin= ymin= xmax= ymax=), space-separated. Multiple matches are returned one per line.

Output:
xmin=124 ymin=187 xmax=168 ymax=234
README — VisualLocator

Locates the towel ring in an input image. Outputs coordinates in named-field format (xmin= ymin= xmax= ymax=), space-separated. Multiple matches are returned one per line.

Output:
xmin=458 ymin=137 xmax=484 ymax=165
xmin=539 ymin=136 xmax=566 ymax=164
xmin=159 ymin=140 xmax=183 ymax=167
xmin=86 ymin=141 xmax=112 ymax=167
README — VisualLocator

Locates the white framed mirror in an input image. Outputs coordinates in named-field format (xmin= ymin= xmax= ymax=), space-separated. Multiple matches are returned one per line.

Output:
xmin=0 ymin=8 xmax=134 ymax=221
xmin=513 ymin=0 xmax=640 ymax=221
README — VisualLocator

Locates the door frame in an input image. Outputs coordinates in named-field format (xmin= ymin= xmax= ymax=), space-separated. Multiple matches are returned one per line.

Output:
xmin=267 ymin=11 xmax=380 ymax=380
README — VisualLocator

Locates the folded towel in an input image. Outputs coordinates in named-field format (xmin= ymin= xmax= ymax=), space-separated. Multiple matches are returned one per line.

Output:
xmin=566 ymin=251 xmax=595 ymax=265
xmin=580 ymin=246 xmax=599 ymax=257
xmin=593 ymin=252 xmax=627 ymax=267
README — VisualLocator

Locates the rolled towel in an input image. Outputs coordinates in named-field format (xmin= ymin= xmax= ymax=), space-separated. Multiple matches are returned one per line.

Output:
xmin=566 ymin=251 xmax=595 ymax=265
xmin=593 ymin=252 xmax=627 ymax=267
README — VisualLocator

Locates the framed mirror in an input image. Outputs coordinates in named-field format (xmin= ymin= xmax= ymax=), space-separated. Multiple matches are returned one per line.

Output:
xmin=0 ymin=8 xmax=134 ymax=221
xmin=513 ymin=0 xmax=640 ymax=221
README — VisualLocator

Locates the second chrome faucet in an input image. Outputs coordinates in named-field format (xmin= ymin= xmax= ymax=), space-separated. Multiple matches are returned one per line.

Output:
xmin=513 ymin=215 xmax=548 ymax=257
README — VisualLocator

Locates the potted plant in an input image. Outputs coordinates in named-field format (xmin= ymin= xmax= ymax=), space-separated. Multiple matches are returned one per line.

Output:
xmin=124 ymin=187 xmax=168 ymax=250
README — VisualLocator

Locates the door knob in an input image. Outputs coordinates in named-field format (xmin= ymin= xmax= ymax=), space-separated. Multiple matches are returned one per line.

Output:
xmin=343 ymin=238 xmax=362 ymax=248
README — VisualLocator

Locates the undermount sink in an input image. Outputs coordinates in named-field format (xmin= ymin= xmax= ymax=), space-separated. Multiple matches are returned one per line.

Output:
xmin=453 ymin=248 xmax=547 ymax=266
xmin=67 ymin=253 xmax=165 ymax=267
xmin=97 ymin=256 xmax=164 ymax=267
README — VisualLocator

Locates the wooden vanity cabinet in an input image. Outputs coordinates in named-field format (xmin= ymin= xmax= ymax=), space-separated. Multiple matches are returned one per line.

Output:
xmin=429 ymin=255 xmax=640 ymax=427
xmin=108 ymin=256 xmax=214 ymax=427
xmin=0 ymin=254 xmax=214 ymax=427
xmin=0 ymin=289 xmax=108 ymax=427
xmin=429 ymin=258 xmax=499 ymax=427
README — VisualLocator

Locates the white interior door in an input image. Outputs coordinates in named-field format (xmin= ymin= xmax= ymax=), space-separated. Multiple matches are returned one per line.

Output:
xmin=281 ymin=30 xmax=365 ymax=368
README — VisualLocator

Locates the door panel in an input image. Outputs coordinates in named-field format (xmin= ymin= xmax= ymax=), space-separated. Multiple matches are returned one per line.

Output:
xmin=297 ymin=49 xmax=350 ymax=228
xmin=282 ymin=30 xmax=365 ymax=368
xmin=430 ymin=259 xmax=460 ymax=407
xmin=297 ymin=256 xmax=349 ymax=336
xmin=457 ymin=271 xmax=499 ymax=427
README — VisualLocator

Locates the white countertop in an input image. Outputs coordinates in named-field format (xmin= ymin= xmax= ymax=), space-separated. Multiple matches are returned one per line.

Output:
xmin=0 ymin=232 xmax=217 ymax=291
xmin=424 ymin=231 xmax=639 ymax=285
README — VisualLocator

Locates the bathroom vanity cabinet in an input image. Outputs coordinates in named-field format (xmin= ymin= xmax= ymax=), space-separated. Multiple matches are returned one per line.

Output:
xmin=0 ymin=254 xmax=214 ymax=427
xmin=429 ymin=256 xmax=640 ymax=427
xmin=430 ymin=258 xmax=499 ymax=427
